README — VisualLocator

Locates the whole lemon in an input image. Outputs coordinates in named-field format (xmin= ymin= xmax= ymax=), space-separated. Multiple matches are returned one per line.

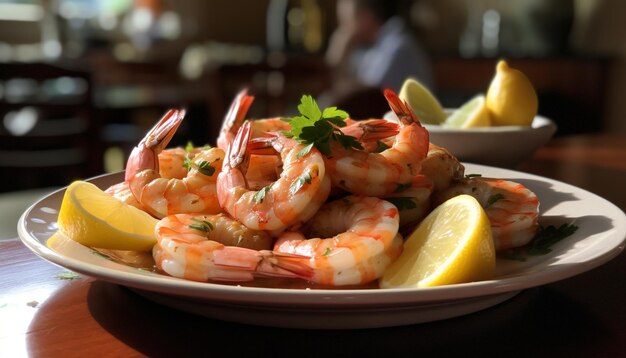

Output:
xmin=486 ymin=60 xmax=538 ymax=126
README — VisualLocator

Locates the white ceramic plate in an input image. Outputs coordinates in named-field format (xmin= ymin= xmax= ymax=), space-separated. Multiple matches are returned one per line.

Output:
xmin=18 ymin=165 xmax=626 ymax=329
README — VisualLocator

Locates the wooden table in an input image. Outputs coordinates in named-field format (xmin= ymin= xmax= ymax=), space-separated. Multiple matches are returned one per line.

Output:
xmin=1 ymin=134 xmax=625 ymax=357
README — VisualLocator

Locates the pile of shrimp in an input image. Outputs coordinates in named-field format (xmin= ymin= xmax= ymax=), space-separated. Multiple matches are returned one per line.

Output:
xmin=106 ymin=89 xmax=539 ymax=287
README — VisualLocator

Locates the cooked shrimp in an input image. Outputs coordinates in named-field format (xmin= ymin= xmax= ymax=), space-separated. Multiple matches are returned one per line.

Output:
xmin=154 ymin=213 xmax=307 ymax=282
xmin=217 ymin=89 xmax=254 ymax=151
xmin=158 ymin=146 xmax=204 ymax=179
xmin=433 ymin=177 xmax=539 ymax=251
xmin=126 ymin=109 xmax=224 ymax=218
xmin=420 ymin=143 xmax=465 ymax=192
xmin=250 ymin=117 xmax=291 ymax=137
xmin=106 ymin=146 xmax=201 ymax=207
xmin=273 ymin=196 xmax=403 ymax=286
xmin=340 ymin=119 xmax=399 ymax=152
xmin=384 ymin=174 xmax=433 ymax=227
xmin=217 ymin=89 xmax=291 ymax=150
xmin=217 ymin=121 xmax=331 ymax=233
xmin=324 ymin=89 xmax=429 ymax=196
xmin=105 ymin=181 xmax=142 ymax=209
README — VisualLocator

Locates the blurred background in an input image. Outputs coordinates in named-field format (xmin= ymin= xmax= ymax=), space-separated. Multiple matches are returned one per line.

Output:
xmin=0 ymin=0 xmax=624 ymax=192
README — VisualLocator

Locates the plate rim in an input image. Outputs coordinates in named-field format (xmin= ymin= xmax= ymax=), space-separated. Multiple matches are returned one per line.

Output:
xmin=17 ymin=164 xmax=626 ymax=307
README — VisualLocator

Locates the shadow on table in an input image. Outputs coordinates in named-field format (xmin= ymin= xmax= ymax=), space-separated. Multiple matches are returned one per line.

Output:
xmin=80 ymin=282 xmax=610 ymax=357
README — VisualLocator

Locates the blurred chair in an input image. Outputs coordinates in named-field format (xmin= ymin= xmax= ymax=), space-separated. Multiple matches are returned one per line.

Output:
xmin=0 ymin=63 xmax=102 ymax=192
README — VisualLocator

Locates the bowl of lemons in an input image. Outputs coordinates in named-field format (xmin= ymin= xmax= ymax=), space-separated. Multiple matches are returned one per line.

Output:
xmin=386 ymin=60 xmax=557 ymax=167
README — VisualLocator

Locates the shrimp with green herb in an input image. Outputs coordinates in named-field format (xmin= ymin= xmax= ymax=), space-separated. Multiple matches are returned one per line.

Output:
xmin=433 ymin=177 xmax=539 ymax=250
xmin=125 ymin=109 xmax=224 ymax=218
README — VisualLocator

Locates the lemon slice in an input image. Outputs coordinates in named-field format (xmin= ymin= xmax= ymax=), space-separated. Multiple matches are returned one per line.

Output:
xmin=399 ymin=78 xmax=447 ymax=125
xmin=443 ymin=95 xmax=491 ymax=129
xmin=57 ymin=181 xmax=158 ymax=251
xmin=486 ymin=60 xmax=538 ymax=126
xmin=380 ymin=194 xmax=495 ymax=288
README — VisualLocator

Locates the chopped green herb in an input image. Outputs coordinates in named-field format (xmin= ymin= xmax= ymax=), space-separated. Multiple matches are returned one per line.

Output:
xmin=56 ymin=271 xmax=81 ymax=280
xmin=188 ymin=218 xmax=214 ymax=233
xmin=196 ymin=160 xmax=216 ymax=176
xmin=253 ymin=185 xmax=272 ymax=204
xmin=486 ymin=193 xmax=505 ymax=207
xmin=465 ymin=173 xmax=482 ymax=178
xmin=385 ymin=197 xmax=418 ymax=211
xmin=186 ymin=141 xmax=212 ymax=151
xmin=290 ymin=172 xmax=313 ymax=195
xmin=297 ymin=142 xmax=315 ymax=158
xmin=183 ymin=153 xmax=193 ymax=171
xmin=374 ymin=140 xmax=391 ymax=153
xmin=500 ymin=223 xmax=579 ymax=261
xmin=322 ymin=247 xmax=332 ymax=256
xmin=528 ymin=223 xmax=579 ymax=255
xmin=283 ymin=95 xmax=362 ymax=156
xmin=184 ymin=157 xmax=218 ymax=176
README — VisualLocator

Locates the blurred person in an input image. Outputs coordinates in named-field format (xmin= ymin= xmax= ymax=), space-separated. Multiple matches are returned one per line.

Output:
xmin=322 ymin=0 xmax=433 ymax=110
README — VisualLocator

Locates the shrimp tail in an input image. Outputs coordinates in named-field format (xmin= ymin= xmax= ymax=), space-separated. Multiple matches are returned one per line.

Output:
xmin=225 ymin=120 xmax=253 ymax=170
xmin=340 ymin=119 xmax=400 ymax=143
xmin=211 ymin=248 xmax=314 ymax=280
xmin=383 ymin=89 xmax=420 ymax=125
xmin=217 ymin=89 xmax=255 ymax=150
xmin=247 ymin=133 xmax=286 ymax=155
xmin=257 ymin=251 xmax=315 ymax=280
xmin=125 ymin=109 xmax=185 ymax=182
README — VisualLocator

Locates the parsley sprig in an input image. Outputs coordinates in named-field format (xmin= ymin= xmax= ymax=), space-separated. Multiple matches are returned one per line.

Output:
xmin=283 ymin=95 xmax=363 ymax=157
xmin=499 ymin=223 xmax=579 ymax=261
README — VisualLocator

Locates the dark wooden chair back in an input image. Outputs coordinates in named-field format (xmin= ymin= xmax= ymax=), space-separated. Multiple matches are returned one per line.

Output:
xmin=0 ymin=63 xmax=101 ymax=192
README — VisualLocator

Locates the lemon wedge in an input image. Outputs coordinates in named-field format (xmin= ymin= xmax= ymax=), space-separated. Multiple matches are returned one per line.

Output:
xmin=399 ymin=78 xmax=447 ymax=125
xmin=380 ymin=194 xmax=495 ymax=288
xmin=443 ymin=95 xmax=491 ymax=129
xmin=486 ymin=60 xmax=538 ymax=126
xmin=57 ymin=181 xmax=158 ymax=251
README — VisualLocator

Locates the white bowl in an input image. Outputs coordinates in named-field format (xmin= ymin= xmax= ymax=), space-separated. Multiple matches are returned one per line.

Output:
xmin=384 ymin=111 xmax=557 ymax=167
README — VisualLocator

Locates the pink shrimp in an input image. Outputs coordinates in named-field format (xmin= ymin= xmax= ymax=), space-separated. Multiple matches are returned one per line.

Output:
xmin=217 ymin=121 xmax=331 ymax=233
xmin=217 ymin=89 xmax=255 ymax=151
xmin=106 ymin=145 xmax=201 ymax=207
xmin=420 ymin=143 xmax=465 ymax=193
xmin=433 ymin=177 xmax=540 ymax=251
xmin=217 ymin=89 xmax=291 ymax=150
xmin=324 ymin=89 xmax=429 ymax=196
xmin=153 ymin=213 xmax=311 ymax=282
xmin=340 ymin=119 xmax=399 ymax=152
xmin=105 ymin=181 xmax=142 ymax=209
xmin=272 ymin=196 xmax=403 ymax=286
xmin=125 ymin=109 xmax=224 ymax=218
xmin=158 ymin=146 xmax=204 ymax=179
xmin=384 ymin=174 xmax=433 ymax=228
